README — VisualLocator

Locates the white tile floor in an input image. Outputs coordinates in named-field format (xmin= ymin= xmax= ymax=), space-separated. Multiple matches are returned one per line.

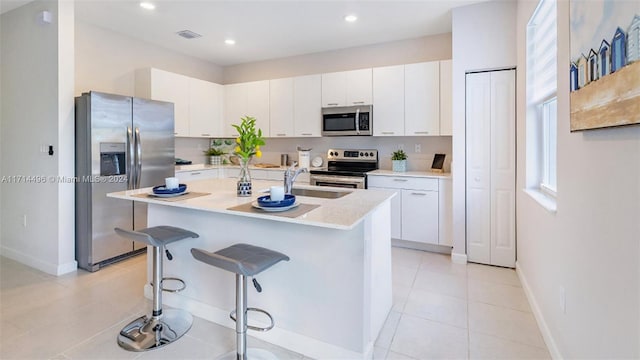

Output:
xmin=0 ymin=247 xmax=550 ymax=359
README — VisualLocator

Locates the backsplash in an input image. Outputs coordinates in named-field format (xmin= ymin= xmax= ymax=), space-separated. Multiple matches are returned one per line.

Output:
xmin=177 ymin=136 xmax=452 ymax=172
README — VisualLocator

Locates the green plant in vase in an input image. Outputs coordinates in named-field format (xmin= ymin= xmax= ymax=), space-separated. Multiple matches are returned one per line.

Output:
xmin=232 ymin=116 xmax=265 ymax=196
xmin=203 ymin=147 xmax=226 ymax=165
xmin=391 ymin=149 xmax=408 ymax=172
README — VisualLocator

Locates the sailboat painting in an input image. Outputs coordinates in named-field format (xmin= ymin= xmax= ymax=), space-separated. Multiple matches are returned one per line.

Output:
xmin=569 ymin=0 xmax=640 ymax=131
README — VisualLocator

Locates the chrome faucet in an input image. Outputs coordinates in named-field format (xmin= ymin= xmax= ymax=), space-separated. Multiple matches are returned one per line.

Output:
xmin=284 ymin=162 xmax=308 ymax=194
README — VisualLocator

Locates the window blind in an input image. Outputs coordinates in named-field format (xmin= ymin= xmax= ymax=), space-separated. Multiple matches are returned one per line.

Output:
xmin=527 ymin=0 xmax=557 ymax=103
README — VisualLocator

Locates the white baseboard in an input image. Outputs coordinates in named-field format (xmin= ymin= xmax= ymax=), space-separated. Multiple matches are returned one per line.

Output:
xmin=1 ymin=246 xmax=77 ymax=275
xmin=145 ymin=285 xmax=373 ymax=359
xmin=515 ymin=261 xmax=562 ymax=360
xmin=451 ymin=252 xmax=467 ymax=264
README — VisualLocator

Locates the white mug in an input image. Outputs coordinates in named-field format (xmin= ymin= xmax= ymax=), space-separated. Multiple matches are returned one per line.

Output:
xmin=165 ymin=177 xmax=179 ymax=189
xmin=270 ymin=186 xmax=285 ymax=201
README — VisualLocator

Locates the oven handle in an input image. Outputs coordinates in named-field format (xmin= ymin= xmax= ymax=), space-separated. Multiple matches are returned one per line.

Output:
xmin=311 ymin=174 xmax=365 ymax=188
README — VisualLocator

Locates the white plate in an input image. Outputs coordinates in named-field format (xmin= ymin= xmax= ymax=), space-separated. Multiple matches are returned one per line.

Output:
xmin=251 ymin=201 xmax=300 ymax=212
xmin=312 ymin=156 xmax=323 ymax=167
xmin=150 ymin=191 xmax=189 ymax=198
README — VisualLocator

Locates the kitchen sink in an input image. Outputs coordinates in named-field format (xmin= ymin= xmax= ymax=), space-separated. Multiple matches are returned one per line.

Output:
xmin=291 ymin=188 xmax=352 ymax=199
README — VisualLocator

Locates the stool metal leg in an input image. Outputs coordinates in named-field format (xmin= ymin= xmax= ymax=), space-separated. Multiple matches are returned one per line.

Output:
xmin=117 ymin=245 xmax=193 ymax=352
xmin=236 ymin=273 xmax=247 ymax=360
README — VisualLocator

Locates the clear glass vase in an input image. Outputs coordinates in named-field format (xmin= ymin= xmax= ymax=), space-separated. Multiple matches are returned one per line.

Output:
xmin=237 ymin=157 xmax=252 ymax=197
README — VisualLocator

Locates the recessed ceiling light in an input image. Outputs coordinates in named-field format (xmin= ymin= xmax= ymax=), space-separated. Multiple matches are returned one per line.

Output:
xmin=139 ymin=2 xmax=155 ymax=10
xmin=344 ymin=15 xmax=358 ymax=22
xmin=225 ymin=39 xmax=236 ymax=45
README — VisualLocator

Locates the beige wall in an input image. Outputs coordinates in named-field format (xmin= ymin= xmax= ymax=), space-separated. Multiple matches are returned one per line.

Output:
xmin=75 ymin=20 xmax=224 ymax=96
xmin=515 ymin=0 xmax=640 ymax=358
xmin=223 ymin=33 xmax=452 ymax=84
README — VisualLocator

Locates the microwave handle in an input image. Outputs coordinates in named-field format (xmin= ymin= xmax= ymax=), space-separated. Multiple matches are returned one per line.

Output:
xmin=355 ymin=108 xmax=360 ymax=135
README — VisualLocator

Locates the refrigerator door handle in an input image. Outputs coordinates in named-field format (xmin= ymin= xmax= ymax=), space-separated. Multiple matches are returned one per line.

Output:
xmin=127 ymin=127 xmax=134 ymax=190
xmin=135 ymin=127 xmax=142 ymax=188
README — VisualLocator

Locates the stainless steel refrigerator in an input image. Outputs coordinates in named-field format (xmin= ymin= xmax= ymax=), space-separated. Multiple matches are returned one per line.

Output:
xmin=75 ymin=91 xmax=174 ymax=272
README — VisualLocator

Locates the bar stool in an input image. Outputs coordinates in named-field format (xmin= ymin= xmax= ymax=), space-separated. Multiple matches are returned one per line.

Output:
xmin=114 ymin=226 xmax=199 ymax=351
xmin=191 ymin=244 xmax=289 ymax=360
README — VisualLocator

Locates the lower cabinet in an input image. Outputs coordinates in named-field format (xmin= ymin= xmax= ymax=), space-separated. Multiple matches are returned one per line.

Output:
xmin=368 ymin=175 xmax=451 ymax=246
xmin=175 ymin=168 xmax=219 ymax=181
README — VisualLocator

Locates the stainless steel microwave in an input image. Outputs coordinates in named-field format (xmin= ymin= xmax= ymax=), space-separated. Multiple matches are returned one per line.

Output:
xmin=321 ymin=105 xmax=372 ymax=136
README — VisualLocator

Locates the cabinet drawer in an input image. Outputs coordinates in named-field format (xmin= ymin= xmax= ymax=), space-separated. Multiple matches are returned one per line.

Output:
xmin=175 ymin=169 xmax=219 ymax=181
xmin=368 ymin=176 xmax=438 ymax=191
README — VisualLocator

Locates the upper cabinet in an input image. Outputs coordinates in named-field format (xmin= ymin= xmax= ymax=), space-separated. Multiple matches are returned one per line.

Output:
xmin=405 ymin=61 xmax=440 ymax=136
xmin=270 ymin=77 xmax=295 ymax=137
xmin=372 ymin=65 xmax=405 ymax=136
xmin=223 ymin=80 xmax=270 ymax=137
xmin=439 ymin=60 xmax=453 ymax=136
xmin=136 ymin=68 xmax=190 ymax=136
xmin=321 ymin=68 xmax=372 ymax=107
xmin=135 ymin=68 xmax=222 ymax=138
xmin=293 ymin=74 xmax=322 ymax=137
xmin=189 ymin=78 xmax=223 ymax=137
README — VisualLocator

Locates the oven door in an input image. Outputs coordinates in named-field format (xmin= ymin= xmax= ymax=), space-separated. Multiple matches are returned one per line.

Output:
xmin=310 ymin=174 xmax=366 ymax=189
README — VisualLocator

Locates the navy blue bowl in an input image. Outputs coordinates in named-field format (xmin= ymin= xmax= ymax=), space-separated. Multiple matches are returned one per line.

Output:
xmin=153 ymin=183 xmax=187 ymax=195
xmin=257 ymin=194 xmax=296 ymax=208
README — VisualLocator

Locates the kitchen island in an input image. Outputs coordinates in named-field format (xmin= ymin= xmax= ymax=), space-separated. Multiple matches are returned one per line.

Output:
xmin=108 ymin=178 xmax=394 ymax=359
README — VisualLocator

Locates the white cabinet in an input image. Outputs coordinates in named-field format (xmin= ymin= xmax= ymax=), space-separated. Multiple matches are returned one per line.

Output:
xmin=321 ymin=68 xmax=372 ymax=107
xmin=136 ymin=68 xmax=190 ymax=136
xmin=439 ymin=60 xmax=453 ymax=136
xmin=465 ymin=70 xmax=516 ymax=268
xmin=189 ymin=78 xmax=223 ymax=137
xmin=224 ymin=81 xmax=270 ymax=137
xmin=136 ymin=68 xmax=223 ymax=138
xmin=405 ymin=61 xmax=440 ymax=136
xmin=175 ymin=168 xmax=219 ymax=181
xmin=293 ymin=74 xmax=322 ymax=137
xmin=368 ymin=175 xmax=447 ymax=246
xmin=270 ymin=78 xmax=294 ymax=137
xmin=373 ymin=65 xmax=405 ymax=136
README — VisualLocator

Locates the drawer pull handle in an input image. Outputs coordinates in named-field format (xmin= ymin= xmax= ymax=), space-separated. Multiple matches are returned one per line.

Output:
xmin=393 ymin=179 xmax=409 ymax=182
xmin=381 ymin=132 xmax=395 ymax=135
xmin=276 ymin=133 xmax=287 ymax=136
xmin=327 ymin=103 xmax=339 ymax=106
xmin=414 ymin=131 xmax=429 ymax=134
xmin=201 ymin=133 xmax=210 ymax=137
xmin=191 ymin=172 xmax=201 ymax=175
xmin=411 ymin=192 xmax=427 ymax=196
xmin=301 ymin=133 xmax=312 ymax=136
xmin=352 ymin=101 xmax=365 ymax=104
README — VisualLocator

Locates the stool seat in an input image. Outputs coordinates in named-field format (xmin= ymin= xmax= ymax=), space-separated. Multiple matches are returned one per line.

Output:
xmin=191 ymin=243 xmax=289 ymax=276
xmin=115 ymin=226 xmax=199 ymax=247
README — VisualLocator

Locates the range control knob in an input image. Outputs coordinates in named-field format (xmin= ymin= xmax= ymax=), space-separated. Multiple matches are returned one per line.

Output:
xmin=369 ymin=152 xmax=374 ymax=157
xmin=360 ymin=152 xmax=364 ymax=156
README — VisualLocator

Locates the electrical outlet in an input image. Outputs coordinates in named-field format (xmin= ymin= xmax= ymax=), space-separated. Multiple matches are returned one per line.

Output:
xmin=559 ymin=286 xmax=566 ymax=314
xmin=414 ymin=144 xmax=421 ymax=153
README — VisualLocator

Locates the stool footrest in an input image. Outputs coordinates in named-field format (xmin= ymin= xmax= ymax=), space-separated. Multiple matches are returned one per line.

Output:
xmin=230 ymin=307 xmax=275 ymax=332
xmin=150 ymin=277 xmax=186 ymax=293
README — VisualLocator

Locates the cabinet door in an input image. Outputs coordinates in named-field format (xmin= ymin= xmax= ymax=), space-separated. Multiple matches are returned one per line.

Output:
xmin=293 ymin=74 xmax=322 ymax=137
xmin=247 ymin=80 xmax=270 ymax=137
xmin=270 ymin=78 xmax=294 ymax=138
xmin=401 ymin=189 xmax=439 ymax=244
xmin=405 ymin=62 xmax=440 ymax=136
xmin=189 ymin=78 xmax=222 ymax=137
xmin=438 ymin=178 xmax=453 ymax=246
xmin=321 ymin=71 xmax=347 ymax=107
xmin=149 ymin=69 xmax=190 ymax=137
xmin=439 ymin=60 xmax=453 ymax=136
xmin=224 ymin=83 xmax=248 ymax=137
xmin=346 ymin=68 xmax=373 ymax=105
xmin=373 ymin=65 xmax=405 ymax=136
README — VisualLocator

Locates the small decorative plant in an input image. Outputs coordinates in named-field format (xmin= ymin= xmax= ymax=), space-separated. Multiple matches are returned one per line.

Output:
xmin=203 ymin=147 xmax=226 ymax=156
xmin=233 ymin=116 xmax=265 ymax=161
xmin=391 ymin=149 xmax=408 ymax=172
xmin=391 ymin=149 xmax=408 ymax=161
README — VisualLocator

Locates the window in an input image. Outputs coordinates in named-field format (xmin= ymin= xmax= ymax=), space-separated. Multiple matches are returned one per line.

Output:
xmin=526 ymin=0 xmax=557 ymax=209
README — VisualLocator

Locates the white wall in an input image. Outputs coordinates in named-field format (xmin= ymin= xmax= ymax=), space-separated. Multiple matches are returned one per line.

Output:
xmin=1 ymin=0 xmax=76 ymax=274
xmin=75 ymin=20 xmax=224 ymax=96
xmin=223 ymin=33 xmax=452 ymax=84
xmin=515 ymin=0 xmax=640 ymax=358
xmin=451 ymin=0 xmax=517 ymax=260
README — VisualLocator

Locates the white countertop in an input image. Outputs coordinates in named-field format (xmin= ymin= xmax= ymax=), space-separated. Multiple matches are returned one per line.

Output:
xmin=369 ymin=169 xmax=452 ymax=179
xmin=107 ymin=178 xmax=395 ymax=230
xmin=175 ymin=163 xmax=323 ymax=172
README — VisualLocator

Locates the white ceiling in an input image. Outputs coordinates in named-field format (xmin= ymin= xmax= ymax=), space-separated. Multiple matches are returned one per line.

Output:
xmin=3 ymin=0 xmax=488 ymax=66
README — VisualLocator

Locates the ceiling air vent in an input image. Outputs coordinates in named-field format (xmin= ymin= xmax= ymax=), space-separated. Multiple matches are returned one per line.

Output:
xmin=176 ymin=30 xmax=202 ymax=39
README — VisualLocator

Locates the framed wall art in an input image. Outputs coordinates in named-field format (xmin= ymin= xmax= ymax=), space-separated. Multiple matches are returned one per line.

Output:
xmin=569 ymin=1 xmax=640 ymax=131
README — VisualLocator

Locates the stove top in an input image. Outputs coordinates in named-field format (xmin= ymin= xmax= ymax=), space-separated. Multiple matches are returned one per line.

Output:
xmin=310 ymin=148 xmax=379 ymax=177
